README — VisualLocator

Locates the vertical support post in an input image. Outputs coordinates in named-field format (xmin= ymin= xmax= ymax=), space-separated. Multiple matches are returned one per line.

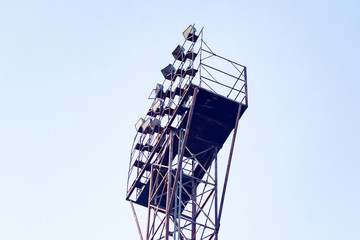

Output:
xmin=177 ymin=129 xmax=183 ymax=240
xmin=214 ymin=147 xmax=219 ymax=240
xmin=146 ymin=165 xmax=154 ymax=240
xmin=173 ymin=175 xmax=178 ymax=238
xmin=191 ymin=157 xmax=197 ymax=240
xmin=199 ymin=28 xmax=204 ymax=87
xmin=244 ymin=66 xmax=248 ymax=106
xmin=165 ymin=131 xmax=173 ymax=240
xmin=218 ymin=103 xmax=243 ymax=226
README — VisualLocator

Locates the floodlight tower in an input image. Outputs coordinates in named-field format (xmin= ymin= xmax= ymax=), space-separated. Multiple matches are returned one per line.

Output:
xmin=126 ymin=25 xmax=248 ymax=240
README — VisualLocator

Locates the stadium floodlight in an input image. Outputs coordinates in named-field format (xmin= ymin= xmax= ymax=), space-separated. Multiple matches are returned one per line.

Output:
xmin=183 ymin=25 xmax=198 ymax=42
xmin=151 ymin=99 xmax=164 ymax=114
xmin=149 ymin=84 xmax=164 ymax=99
xmin=161 ymin=64 xmax=176 ymax=80
xmin=172 ymin=45 xmax=185 ymax=61
xmin=142 ymin=118 xmax=152 ymax=134
xmin=151 ymin=118 xmax=161 ymax=132
xmin=135 ymin=118 xmax=144 ymax=132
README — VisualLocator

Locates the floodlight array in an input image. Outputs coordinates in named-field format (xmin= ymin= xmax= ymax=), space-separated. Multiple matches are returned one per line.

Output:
xmin=127 ymin=25 xmax=202 ymax=201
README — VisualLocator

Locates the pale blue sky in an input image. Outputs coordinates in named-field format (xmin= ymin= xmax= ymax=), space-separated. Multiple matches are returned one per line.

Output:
xmin=0 ymin=0 xmax=359 ymax=239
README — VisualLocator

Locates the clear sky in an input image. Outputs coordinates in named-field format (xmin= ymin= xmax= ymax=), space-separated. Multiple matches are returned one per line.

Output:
xmin=0 ymin=0 xmax=359 ymax=239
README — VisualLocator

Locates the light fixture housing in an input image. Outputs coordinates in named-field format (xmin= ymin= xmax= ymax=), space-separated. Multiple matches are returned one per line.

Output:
xmin=151 ymin=99 xmax=164 ymax=114
xmin=149 ymin=84 xmax=164 ymax=99
xmin=142 ymin=118 xmax=152 ymax=133
xmin=151 ymin=119 xmax=161 ymax=132
xmin=161 ymin=64 xmax=176 ymax=80
xmin=183 ymin=25 xmax=198 ymax=42
xmin=135 ymin=118 xmax=144 ymax=132
xmin=172 ymin=45 xmax=185 ymax=61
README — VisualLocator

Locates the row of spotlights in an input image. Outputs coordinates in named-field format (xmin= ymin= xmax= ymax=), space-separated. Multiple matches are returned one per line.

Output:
xmin=134 ymin=25 xmax=198 ymax=133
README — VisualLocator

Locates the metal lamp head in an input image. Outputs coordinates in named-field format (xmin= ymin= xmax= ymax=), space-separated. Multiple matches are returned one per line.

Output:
xmin=183 ymin=25 xmax=198 ymax=42
xmin=172 ymin=45 xmax=185 ymax=61
xmin=161 ymin=64 xmax=176 ymax=80
xmin=135 ymin=118 xmax=144 ymax=132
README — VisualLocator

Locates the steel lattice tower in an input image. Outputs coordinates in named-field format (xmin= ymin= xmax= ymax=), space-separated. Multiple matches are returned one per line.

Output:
xmin=126 ymin=25 xmax=248 ymax=240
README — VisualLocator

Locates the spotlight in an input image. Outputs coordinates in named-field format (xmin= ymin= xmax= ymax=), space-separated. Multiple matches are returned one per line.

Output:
xmin=149 ymin=84 xmax=164 ymax=99
xmin=151 ymin=119 xmax=161 ymax=132
xmin=183 ymin=25 xmax=198 ymax=42
xmin=142 ymin=118 xmax=152 ymax=134
xmin=172 ymin=45 xmax=185 ymax=61
xmin=161 ymin=64 xmax=176 ymax=80
xmin=135 ymin=118 xmax=144 ymax=132
xmin=151 ymin=99 xmax=164 ymax=114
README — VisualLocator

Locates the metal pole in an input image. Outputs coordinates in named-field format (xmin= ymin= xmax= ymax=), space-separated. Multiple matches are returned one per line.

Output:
xmin=177 ymin=129 xmax=183 ymax=240
xmin=191 ymin=156 xmax=197 ymax=240
xmin=218 ymin=103 xmax=243 ymax=228
xmin=244 ymin=67 xmax=248 ymax=106
xmin=146 ymin=165 xmax=154 ymax=240
xmin=165 ymin=131 xmax=173 ymax=240
xmin=130 ymin=201 xmax=144 ymax=240
xmin=214 ymin=148 xmax=219 ymax=240
xmin=199 ymin=28 xmax=204 ymax=87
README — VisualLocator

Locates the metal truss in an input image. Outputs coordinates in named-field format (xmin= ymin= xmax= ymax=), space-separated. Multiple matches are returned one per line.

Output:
xmin=126 ymin=25 xmax=248 ymax=240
